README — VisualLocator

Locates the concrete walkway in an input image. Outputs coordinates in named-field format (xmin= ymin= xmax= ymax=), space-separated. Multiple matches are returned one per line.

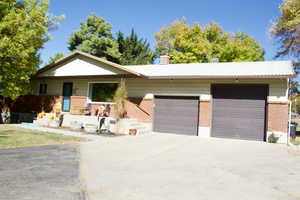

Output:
xmin=80 ymin=134 xmax=300 ymax=200
xmin=17 ymin=124 xmax=101 ymax=141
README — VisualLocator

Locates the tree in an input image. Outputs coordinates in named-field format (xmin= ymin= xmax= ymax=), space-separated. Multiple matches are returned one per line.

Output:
xmin=155 ymin=19 xmax=264 ymax=64
xmin=270 ymin=0 xmax=300 ymax=58
xmin=46 ymin=52 xmax=64 ymax=65
xmin=117 ymin=29 xmax=155 ymax=65
xmin=270 ymin=0 xmax=300 ymax=95
xmin=68 ymin=14 xmax=120 ymax=63
xmin=0 ymin=0 xmax=61 ymax=100
xmin=113 ymin=83 xmax=127 ymax=119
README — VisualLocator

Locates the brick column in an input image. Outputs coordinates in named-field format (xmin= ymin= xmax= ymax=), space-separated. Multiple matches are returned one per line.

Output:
xmin=199 ymin=100 xmax=211 ymax=127
xmin=70 ymin=96 xmax=87 ymax=115
xmin=267 ymin=102 xmax=289 ymax=133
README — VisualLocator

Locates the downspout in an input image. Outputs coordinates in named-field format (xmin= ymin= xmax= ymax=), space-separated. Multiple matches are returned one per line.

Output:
xmin=287 ymin=78 xmax=291 ymax=146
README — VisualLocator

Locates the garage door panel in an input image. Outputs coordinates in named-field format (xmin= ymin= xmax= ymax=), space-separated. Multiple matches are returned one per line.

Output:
xmin=154 ymin=115 xmax=198 ymax=122
xmin=155 ymin=106 xmax=198 ymax=113
xmin=213 ymin=109 xmax=265 ymax=119
xmin=154 ymin=125 xmax=197 ymax=135
xmin=214 ymin=99 xmax=266 ymax=108
xmin=154 ymin=105 xmax=198 ymax=116
xmin=154 ymin=124 xmax=197 ymax=133
xmin=212 ymin=85 xmax=267 ymax=141
xmin=153 ymin=96 xmax=199 ymax=136
xmin=154 ymin=117 xmax=198 ymax=126
xmin=213 ymin=118 xmax=265 ymax=129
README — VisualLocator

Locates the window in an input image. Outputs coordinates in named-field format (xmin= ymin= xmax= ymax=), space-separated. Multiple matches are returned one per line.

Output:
xmin=0 ymin=81 xmax=4 ymax=93
xmin=39 ymin=84 xmax=47 ymax=95
xmin=88 ymin=83 xmax=118 ymax=102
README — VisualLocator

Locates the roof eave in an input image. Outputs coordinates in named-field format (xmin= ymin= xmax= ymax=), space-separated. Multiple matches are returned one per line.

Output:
xmin=146 ymin=75 xmax=295 ymax=79
xmin=34 ymin=51 xmax=143 ymax=78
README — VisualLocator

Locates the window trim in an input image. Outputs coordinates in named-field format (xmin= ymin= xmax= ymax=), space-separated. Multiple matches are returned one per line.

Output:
xmin=87 ymin=81 xmax=119 ymax=103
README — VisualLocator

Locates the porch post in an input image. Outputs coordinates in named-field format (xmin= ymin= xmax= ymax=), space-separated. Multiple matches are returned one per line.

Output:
xmin=120 ymin=77 xmax=126 ymax=88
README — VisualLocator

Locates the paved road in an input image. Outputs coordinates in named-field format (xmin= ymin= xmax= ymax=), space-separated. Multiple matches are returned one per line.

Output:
xmin=80 ymin=134 xmax=300 ymax=200
xmin=0 ymin=145 xmax=83 ymax=200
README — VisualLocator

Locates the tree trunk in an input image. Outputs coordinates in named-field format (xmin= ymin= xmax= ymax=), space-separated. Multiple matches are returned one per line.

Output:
xmin=1 ymin=98 xmax=11 ymax=124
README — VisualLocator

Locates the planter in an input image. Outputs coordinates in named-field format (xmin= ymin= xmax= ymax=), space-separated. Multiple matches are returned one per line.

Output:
xmin=110 ymin=118 xmax=135 ymax=135
xmin=70 ymin=121 xmax=83 ymax=131
xmin=84 ymin=124 xmax=97 ymax=133
xmin=129 ymin=129 xmax=137 ymax=136
xmin=36 ymin=118 xmax=50 ymax=127
xmin=49 ymin=120 xmax=60 ymax=128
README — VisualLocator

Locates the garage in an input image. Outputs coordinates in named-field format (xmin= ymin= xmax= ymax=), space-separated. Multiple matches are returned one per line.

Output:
xmin=211 ymin=85 xmax=268 ymax=141
xmin=153 ymin=96 xmax=199 ymax=136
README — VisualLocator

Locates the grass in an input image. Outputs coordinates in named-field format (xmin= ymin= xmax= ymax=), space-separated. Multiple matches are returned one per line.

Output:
xmin=291 ymin=118 xmax=300 ymax=145
xmin=291 ymin=136 xmax=300 ymax=145
xmin=0 ymin=125 xmax=86 ymax=149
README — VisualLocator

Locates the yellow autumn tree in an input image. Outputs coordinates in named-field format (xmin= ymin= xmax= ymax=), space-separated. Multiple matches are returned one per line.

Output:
xmin=155 ymin=19 xmax=264 ymax=64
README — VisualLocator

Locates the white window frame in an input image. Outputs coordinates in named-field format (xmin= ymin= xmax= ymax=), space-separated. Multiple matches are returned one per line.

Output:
xmin=87 ymin=81 xmax=119 ymax=104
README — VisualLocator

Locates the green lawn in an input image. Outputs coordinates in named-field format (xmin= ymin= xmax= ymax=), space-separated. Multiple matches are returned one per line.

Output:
xmin=291 ymin=137 xmax=300 ymax=145
xmin=291 ymin=118 xmax=300 ymax=145
xmin=0 ymin=125 xmax=86 ymax=149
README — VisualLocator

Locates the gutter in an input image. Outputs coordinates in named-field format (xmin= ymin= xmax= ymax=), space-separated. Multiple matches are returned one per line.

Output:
xmin=288 ymin=78 xmax=291 ymax=146
xmin=145 ymin=75 xmax=295 ymax=79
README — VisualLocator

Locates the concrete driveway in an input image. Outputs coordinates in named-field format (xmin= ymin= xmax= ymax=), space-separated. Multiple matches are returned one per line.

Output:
xmin=80 ymin=134 xmax=300 ymax=200
xmin=0 ymin=145 xmax=83 ymax=200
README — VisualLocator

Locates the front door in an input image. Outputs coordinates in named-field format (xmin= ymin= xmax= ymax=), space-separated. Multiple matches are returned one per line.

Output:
xmin=62 ymin=82 xmax=73 ymax=112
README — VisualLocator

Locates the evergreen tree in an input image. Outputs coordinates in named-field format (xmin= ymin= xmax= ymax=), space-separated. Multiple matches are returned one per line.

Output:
xmin=68 ymin=14 xmax=120 ymax=63
xmin=117 ymin=29 xmax=155 ymax=65
xmin=46 ymin=52 xmax=64 ymax=65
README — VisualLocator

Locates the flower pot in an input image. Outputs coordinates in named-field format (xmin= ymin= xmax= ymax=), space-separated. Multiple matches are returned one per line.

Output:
xmin=112 ymin=118 xmax=136 ymax=135
xmin=129 ymin=129 xmax=137 ymax=136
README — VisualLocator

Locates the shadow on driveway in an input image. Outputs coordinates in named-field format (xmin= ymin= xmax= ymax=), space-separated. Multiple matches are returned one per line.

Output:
xmin=0 ymin=145 xmax=83 ymax=200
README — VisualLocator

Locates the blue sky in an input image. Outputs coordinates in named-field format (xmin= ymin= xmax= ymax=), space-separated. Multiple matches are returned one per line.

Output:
xmin=42 ymin=0 xmax=284 ymax=65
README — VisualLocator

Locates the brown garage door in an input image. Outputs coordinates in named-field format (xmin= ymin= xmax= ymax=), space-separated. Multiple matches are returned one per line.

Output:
xmin=153 ymin=96 xmax=199 ymax=136
xmin=211 ymin=85 xmax=268 ymax=141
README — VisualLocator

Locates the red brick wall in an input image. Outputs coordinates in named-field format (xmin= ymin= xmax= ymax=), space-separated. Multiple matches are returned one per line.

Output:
xmin=267 ymin=102 xmax=289 ymax=133
xmin=70 ymin=96 xmax=87 ymax=115
xmin=124 ymin=98 xmax=153 ymax=122
xmin=0 ymin=95 xmax=60 ymax=113
xmin=199 ymin=100 xmax=211 ymax=127
xmin=67 ymin=97 xmax=153 ymax=119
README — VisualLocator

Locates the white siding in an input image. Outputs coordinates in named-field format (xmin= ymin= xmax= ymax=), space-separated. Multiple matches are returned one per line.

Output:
xmin=32 ymin=78 xmax=121 ymax=96
xmin=32 ymin=78 xmax=288 ymax=102
xmin=126 ymin=78 xmax=288 ymax=102
xmin=38 ymin=56 xmax=127 ymax=77
xmin=126 ymin=79 xmax=210 ymax=97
